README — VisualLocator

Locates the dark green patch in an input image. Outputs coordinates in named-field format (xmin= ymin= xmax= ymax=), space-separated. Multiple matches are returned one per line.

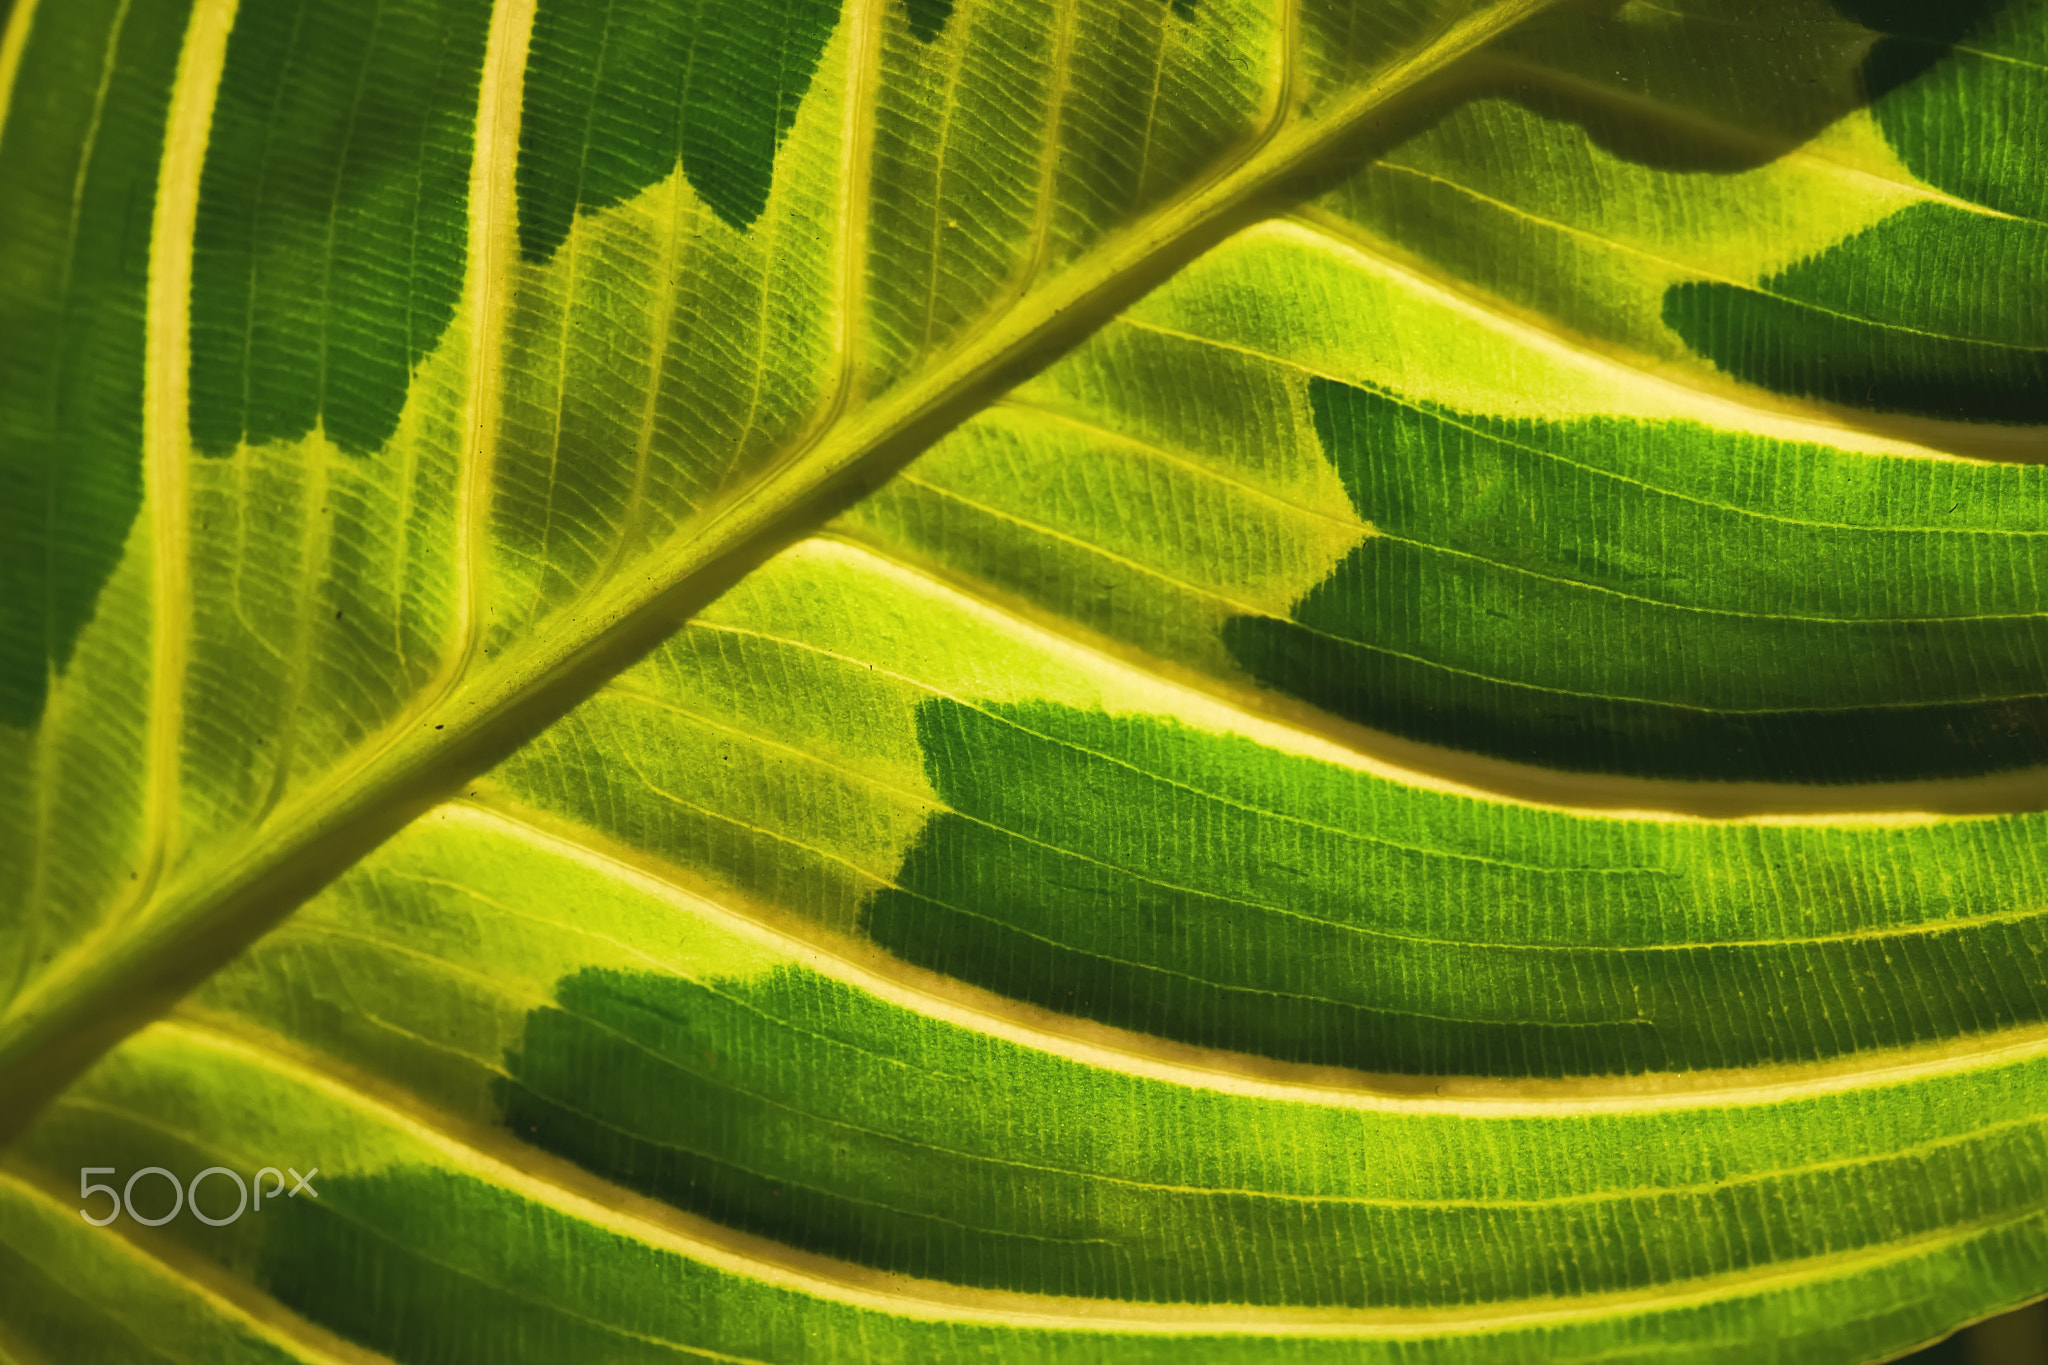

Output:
xmin=0 ymin=0 xmax=195 ymax=726
xmin=1669 ymin=0 xmax=2045 ymax=422
xmin=238 ymin=1166 xmax=1633 ymax=1360
xmin=1170 ymin=0 xmax=1199 ymax=20
xmin=496 ymin=966 xmax=1178 ymax=1298
xmin=1663 ymin=205 xmax=2047 ymax=427
xmin=517 ymin=0 xmax=840 ymax=260
xmin=900 ymin=0 xmax=953 ymax=42
xmin=864 ymin=700 xmax=2048 ymax=1075
xmin=1227 ymin=608 xmax=2048 ymax=780
xmin=1852 ymin=0 xmax=2045 ymax=219
xmin=1223 ymin=378 xmax=2048 ymax=782
xmin=185 ymin=0 xmax=494 ymax=457
xmin=1833 ymin=0 xmax=2013 ymax=102
xmin=490 ymin=946 xmax=2048 ymax=1303
xmin=252 ymin=1171 xmax=704 ymax=1364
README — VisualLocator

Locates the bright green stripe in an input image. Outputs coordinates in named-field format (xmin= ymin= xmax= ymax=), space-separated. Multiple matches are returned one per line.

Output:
xmin=184 ymin=0 xmax=494 ymax=457
xmin=479 ymin=541 xmax=2048 ymax=1075
xmin=0 ymin=0 xmax=195 ymax=726
xmin=73 ymin=809 xmax=2048 ymax=1316
xmin=28 ymin=1022 xmax=2048 ymax=1365
xmin=1226 ymin=377 xmax=2048 ymax=781
xmin=870 ymin=699 xmax=2048 ymax=1074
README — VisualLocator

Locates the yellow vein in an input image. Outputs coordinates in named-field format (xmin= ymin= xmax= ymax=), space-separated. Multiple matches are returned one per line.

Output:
xmin=813 ymin=518 xmax=2023 ymax=822
xmin=888 ymin=470 xmax=1286 ymax=611
xmin=1355 ymin=155 xmax=1884 ymax=313
xmin=687 ymin=0 xmax=883 ymax=519
xmin=1009 ymin=0 xmax=1081 ymax=300
xmin=873 ymin=421 xmax=2041 ymax=624
xmin=252 ymin=442 xmax=337 ymax=822
xmin=1952 ymin=42 xmax=2047 ymax=76
xmin=1105 ymin=289 xmax=2029 ymax=538
xmin=0 ymin=0 xmax=41 ymax=147
xmin=833 ymin=0 xmax=884 ymax=411
xmin=0 ymin=1321 xmax=55 ymax=1365
xmin=174 ymin=938 xmax=2048 ymax=1224
xmin=1128 ymin=4 xmax=1177 ymax=206
xmin=31 ymin=1094 xmax=772 ymax=1365
xmin=911 ymin=0 xmax=975 ymax=362
xmin=133 ymin=0 xmax=234 ymax=915
xmin=677 ymin=597 xmax=1681 ymax=877
xmin=518 ymin=40 xmax=598 ymax=629
xmin=458 ymin=0 xmax=538 ymax=653
xmin=587 ymin=16 xmax=675 ymax=583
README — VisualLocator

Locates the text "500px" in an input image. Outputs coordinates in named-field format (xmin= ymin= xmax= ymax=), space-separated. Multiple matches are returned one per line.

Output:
xmin=79 ymin=1165 xmax=319 ymax=1226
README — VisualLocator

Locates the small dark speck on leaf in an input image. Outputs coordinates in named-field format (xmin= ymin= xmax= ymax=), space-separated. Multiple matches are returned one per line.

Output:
xmin=435 ymin=724 xmax=444 ymax=730
xmin=334 ymin=610 xmax=343 ymax=620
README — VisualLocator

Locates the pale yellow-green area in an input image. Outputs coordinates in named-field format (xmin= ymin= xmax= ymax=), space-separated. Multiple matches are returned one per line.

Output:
xmin=484 ymin=1 xmax=862 ymax=639
xmin=688 ymin=535 xmax=1482 ymax=792
xmin=190 ymin=802 xmax=786 ymax=1118
xmin=1365 ymin=101 xmax=1919 ymax=344
xmin=1141 ymin=219 xmax=1952 ymax=458
xmin=175 ymin=334 xmax=472 ymax=846
xmin=3 ymin=504 xmax=156 ymax=1005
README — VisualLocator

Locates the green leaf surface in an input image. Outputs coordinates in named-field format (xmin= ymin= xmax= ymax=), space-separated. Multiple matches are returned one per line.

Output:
xmin=1 ymin=0 xmax=2045 ymax=1360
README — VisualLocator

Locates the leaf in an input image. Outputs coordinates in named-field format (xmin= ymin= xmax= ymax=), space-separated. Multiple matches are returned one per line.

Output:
xmin=0 ymin=0 xmax=2044 ymax=1362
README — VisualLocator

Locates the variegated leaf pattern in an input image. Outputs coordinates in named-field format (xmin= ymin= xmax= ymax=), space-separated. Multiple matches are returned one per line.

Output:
xmin=1 ymin=0 xmax=2043 ymax=1361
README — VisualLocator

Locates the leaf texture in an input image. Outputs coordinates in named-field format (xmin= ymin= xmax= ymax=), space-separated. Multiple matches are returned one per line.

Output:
xmin=1 ymin=0 xmax=2045 ymax=1361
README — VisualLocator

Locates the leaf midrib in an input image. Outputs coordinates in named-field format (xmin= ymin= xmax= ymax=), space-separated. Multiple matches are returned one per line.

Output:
xmin=0 ymin=0 xmax=1559 ymax=1139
